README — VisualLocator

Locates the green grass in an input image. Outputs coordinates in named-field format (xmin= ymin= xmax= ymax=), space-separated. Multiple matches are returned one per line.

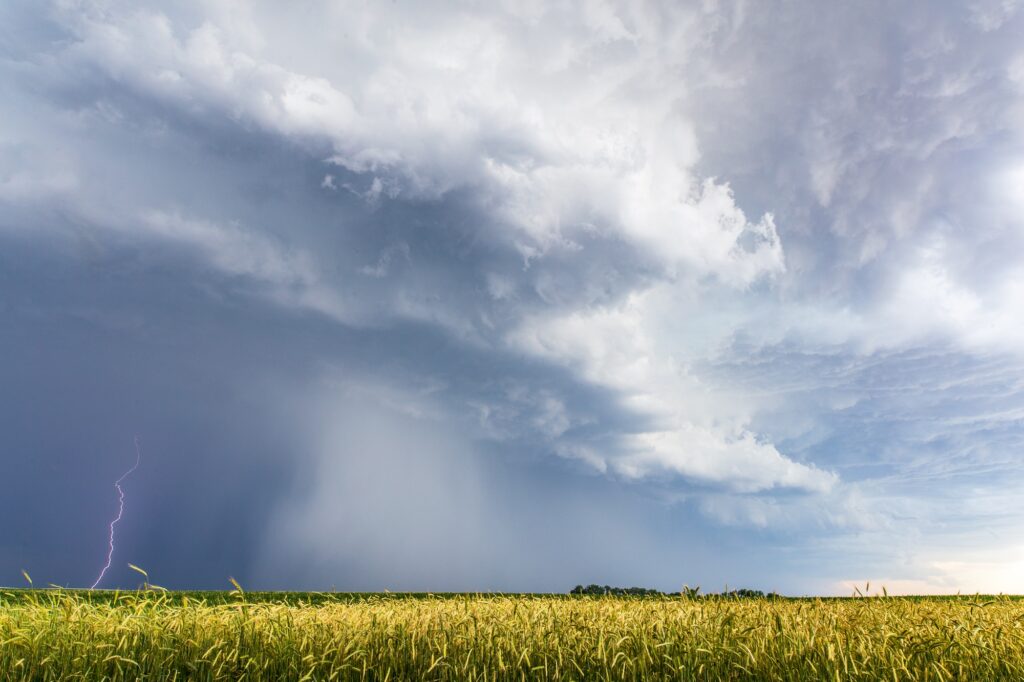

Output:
xmin=1 ymin=589 xmax=1023 ymax=680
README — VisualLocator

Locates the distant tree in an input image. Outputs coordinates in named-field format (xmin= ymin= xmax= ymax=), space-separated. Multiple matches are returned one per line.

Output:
xmin=570 ymin=584 xmax=782 ymax=598
xmin=720 ymin=589 xmax=782 ymax=599
xmin=570 ymin=584 xmax=662 ymax=596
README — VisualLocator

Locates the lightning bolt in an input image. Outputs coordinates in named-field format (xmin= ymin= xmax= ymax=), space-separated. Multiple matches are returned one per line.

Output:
xmin=90 ymin=436 xmax=142 ymax=590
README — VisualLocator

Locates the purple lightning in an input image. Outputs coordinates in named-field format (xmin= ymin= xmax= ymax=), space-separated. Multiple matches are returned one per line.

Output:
xmin=90 ymin=437 xmax=142 ymax=590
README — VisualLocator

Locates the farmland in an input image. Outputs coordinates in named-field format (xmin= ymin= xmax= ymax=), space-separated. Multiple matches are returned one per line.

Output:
xmin=2 ymin=589 xmax=1023 ymax=680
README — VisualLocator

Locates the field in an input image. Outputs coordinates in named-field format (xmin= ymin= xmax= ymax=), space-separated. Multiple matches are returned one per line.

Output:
xmin=2 ymin=590 xmax=1023 ymax=680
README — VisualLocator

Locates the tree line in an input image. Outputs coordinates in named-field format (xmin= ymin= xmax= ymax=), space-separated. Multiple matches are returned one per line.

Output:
xmin=570 ymin=585 xmax=782 ymax=599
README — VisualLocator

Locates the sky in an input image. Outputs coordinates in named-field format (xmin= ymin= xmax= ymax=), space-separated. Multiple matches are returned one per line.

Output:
xmin=1 ymin=0 xmax=1023 ymax=596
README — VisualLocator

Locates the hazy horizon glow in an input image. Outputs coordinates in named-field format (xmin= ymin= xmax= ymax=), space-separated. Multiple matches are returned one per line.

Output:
xmin=1 ymin=0 xmax=1023 ymax=595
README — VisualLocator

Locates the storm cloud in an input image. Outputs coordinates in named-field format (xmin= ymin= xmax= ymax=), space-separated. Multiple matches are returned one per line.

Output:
xmin=1 ymin=0 xmax=1023 ymax=594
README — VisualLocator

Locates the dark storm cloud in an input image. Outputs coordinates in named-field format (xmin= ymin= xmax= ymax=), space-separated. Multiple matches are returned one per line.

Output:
xmin=2 ymin=0 xmax=1024 ymax=593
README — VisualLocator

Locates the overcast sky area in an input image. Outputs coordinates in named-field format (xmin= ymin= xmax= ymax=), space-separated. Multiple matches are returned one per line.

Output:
xmin=2 ymin=1 xmax=1023 ymax=595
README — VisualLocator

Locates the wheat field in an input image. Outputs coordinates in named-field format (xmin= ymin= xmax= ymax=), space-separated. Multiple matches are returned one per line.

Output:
xmin=2 ymin=590 xmax=1023 ymax=680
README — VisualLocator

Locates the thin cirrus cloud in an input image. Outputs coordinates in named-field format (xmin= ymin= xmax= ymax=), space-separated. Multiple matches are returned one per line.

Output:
xmin=0 ymin=0 xmax=1022 ymax=594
